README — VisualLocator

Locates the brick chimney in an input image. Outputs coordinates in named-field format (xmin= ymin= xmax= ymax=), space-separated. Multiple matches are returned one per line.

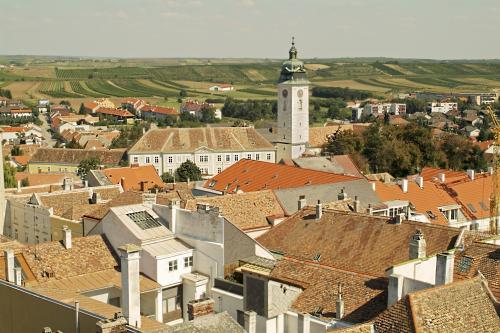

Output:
xmin=4 ymin=249 xmax=15 ymax=283
xmin=62 ymin=225 xmax=72 ymax=249
xmin=118 ymin=244 xmax=142 ymax=328
xmin=435 ymin=252 xmax=454 ymax=285
xmin=187 ymin=298 xmax=215 ymax=320
xmin=315 ymin=200 xmax=322 ymax=220
xmin=409 ymin=229 xmax=426 ymax=259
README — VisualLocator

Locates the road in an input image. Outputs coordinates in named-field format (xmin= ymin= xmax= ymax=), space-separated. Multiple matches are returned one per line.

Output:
xmin=38 ymin=113 xmax=57 ymax=147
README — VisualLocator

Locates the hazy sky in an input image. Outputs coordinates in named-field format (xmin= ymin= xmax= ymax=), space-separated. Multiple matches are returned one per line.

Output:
xmin=1 ymin=0 xmax=499 ymax=59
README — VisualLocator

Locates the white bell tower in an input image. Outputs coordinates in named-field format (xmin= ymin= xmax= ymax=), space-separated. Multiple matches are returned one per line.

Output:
xmin=276 ymin=38 xmax=309 ymax=161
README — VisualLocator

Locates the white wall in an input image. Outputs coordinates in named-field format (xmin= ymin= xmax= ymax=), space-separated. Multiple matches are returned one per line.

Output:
xmin=389 ymin=256 xmax=437 ymax=285
xmin=211 ymin=288 xmax=243 ymax=320
xmin=155 ymin=252 xmax=193 ymax=287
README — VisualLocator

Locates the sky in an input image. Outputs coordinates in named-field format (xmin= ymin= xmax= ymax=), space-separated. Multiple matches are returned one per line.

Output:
xmin=1 ymin=0 xmax=499 ymax=59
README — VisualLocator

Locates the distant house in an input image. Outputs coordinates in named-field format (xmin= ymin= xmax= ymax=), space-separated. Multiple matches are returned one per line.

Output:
xmin=140 ymin=105 xmax=179 ymax=121
xmin=1 ymin=126 xmax=43 ymax=144
xmin=37 ymin=99 xmax=50 ymax=113
xmin=209 ymin=84 xmax=234 ymax=92
xmin=88 ymin=164 xmax=165 ymax=191
xmin=121 ymin=98 xmax=145 ymax=112
xmin=180 ymin=100 xmax=222 ymax=120
xmin=82 ymin=102 xmax=100 ymax=114
xmin=427 ymin=101 xmax=458 ymax=113
xmin=464 ymin=125 xmax=480 ymax=138
xmin=28 ymin=148 xmax=126 ymax=174
xmin=0 ymin=97 xmax=8 ymax=107
xmin=363 ymin=103 xmax=406 ymax=117
xmin=9 ymin=109 xmax=33 ymax=118
xmin=96 ymin=108 xmax=134 ymax=121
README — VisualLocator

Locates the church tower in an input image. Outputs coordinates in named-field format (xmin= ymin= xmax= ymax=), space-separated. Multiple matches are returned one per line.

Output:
xmin=276 ymin=38 xmax=309 ymax=161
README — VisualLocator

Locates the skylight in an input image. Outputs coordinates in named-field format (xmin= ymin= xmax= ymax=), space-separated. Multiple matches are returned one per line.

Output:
xmin=458 ymin=256 xmax=473 ymax=273
xmin=466 ymin=203 xmax=477 ymax=213
xmin=127 ymin=211 xmax=162 ymax=230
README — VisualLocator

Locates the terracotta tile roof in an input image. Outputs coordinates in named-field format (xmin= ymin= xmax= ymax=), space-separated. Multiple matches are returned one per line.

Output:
xmin=103 ymin=165 xmax=164 ymax=191
xmin=14 ymin=172 xmax=78 ymax=186
xmin=129 ymin=127 xmax=274 ymax=154
xmin=205 ymin=159 xmax=360 ymax=193
xmin=1 ymin=126 xmax=29 ymax=132
xmin=417 ymin=167 xmax=467 ymax=182
xmin=181 ymin=100 xmax=207 ymax=112
xmin=30 ymin=148 xmax=126 ymax=166
xmin=334 ymin=323 xmax=375 ymax=333
xmin=156 ymin=189 xmax=194 ymax=208
xmin=83 ymin=102 xmax=99 ymax=110
xmin=454 ymin=242 xmax=500 ymax=299
xmin=12 ymin=155 xmax=30 ymax=166
xmin=141 ymin=105 xmax=179 ymax=116
xmin=374 ymin=180 xmax=457 ymax=225
xmin=184 ymin=190 xmax=285 ymax=231
xmin=443 ymin=174 xmax=494 ymax=220
xmin=256 ymin=209 xmax=461 ymax=277
xmin=83 ymin=191 xmax=145 ymax=221
xmin=308 ymin=125 xmax=354 ymax=148
xmin=370 ymin=296 xmax=414 ymax=333
xmin=21 ymin=234 xmax=118 ymax=282
xmin=96 ymin=107 xmax=134 ymax=118
xmin=270 ymin=257 xmax=387 ymax=322
xmin=83 ymin=139 xmax=105 ymax=150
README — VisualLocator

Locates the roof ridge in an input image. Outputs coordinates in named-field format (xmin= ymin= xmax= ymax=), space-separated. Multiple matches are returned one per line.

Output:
xmin=282 ymin=256 xmax=382 ymax=279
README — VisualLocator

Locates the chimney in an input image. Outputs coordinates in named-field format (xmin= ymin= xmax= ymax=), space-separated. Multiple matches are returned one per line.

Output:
xmin=96 ymin=314 xmax=128 ymax=333
xmin=338 ymin=188 xmax=347 ymax=200
xmin=488 ymin=166 xmax=494 ymax=176
xmin=395 ymin=213 xmax=405 ymax=225
xmin=387 ymin=274 xmax=404 ymax=306
xmin=84 ymin=180 xmax=88 ymax=188
xmin=371 ymin=182 xmax=376 ymax=192
xmin=353 ymin=196 xmax=360 ymax=213
xmin=467 ymin=169 xmax=475 ymax=181
xmin=62 ymin=225 xmax=72 ymax=249
xmin=4 ymin=249 xmax=15 ymax=283
xmin=63 ymin=177 xmax=73 ymax=191
xmin=187 ymin=298 xmax=215 ymax=320
xmin=435 ymin=252 xmax=454 ymax=285
xmin=401 ymin=179 xmax=408 ymax=193
xmin=142 ymin=193 xmax=157 ymax=206
xmin=409 ymin=229 xmax=426 ymax=259
xmin=17 ymin=180 xmax=21 ymax=193
xmin=120 ymin=177 xmax=127 ymax=191
xmin=298 ymin=197 xmax=307 ymax=210
xmin=336 ymin=283 xmax=344 ymax=320
xmin=368 ymin=203 xmax=373 ymax=215
xmin=119 ymin=244 xmax=142 ymax=328
xmin=91 ymin=192 xmax=102 ymax=204
xmin=298 ymin=313 xmax=310 ymax=333
xmin=415 ymin=176 xmax=423 ymax=189
xmin=243 ymin=311 xmax=256 ymax=333
xmin=315 ymin=200 xmax=322 ymax=220
xmin=438 ymin=173 xmax=445 ymax=183
xmin=14 ymin=267 xmax=22 ymax=286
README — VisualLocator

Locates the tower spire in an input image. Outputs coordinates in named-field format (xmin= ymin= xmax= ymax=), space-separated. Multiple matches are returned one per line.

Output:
xmin=289 ymin=36 xmax=297 ymax=60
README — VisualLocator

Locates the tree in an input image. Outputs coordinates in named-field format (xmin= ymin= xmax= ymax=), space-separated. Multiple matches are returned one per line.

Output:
xmin=0 ymin=89 xmax=12 ymax=99
xmin=200 ymin=107 xmax=217 ymax=123
xmin=175 ymin=160 xmax=202 ymax=182
xmin=161 ymin=172 xmax=175 ymax=183
xmin=3 ymin=161 xmax=17 ymax=188
xmin=179 ymin=89 xmax=187 ymax=98
xmin=10 ymin=145 xmax=23 ymax=156
xmin=65 ymin=139 xmax=82 ymax=149
xmin=77 ymin=157 xmax=101 ymax=179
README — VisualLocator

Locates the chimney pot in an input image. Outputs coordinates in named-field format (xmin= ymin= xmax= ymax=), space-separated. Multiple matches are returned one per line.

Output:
xmin=17 ymin=180 xmax=21 ymax=193
xmin=62 ymin=225 xmax=72 ymax=249
xmin=415 ymin=176 xmax=423 ymax=189
xmin=336 ymin=283 xmax=345 ymax=320
xmin=487 ymin=166 xmax=494 ymax=176
xmin=338 ymin=188 xmax=347 ymax=200
xmin=371 ymin=182 xmax=376 ymax=192
xmin=316 ymin=200 xmax=322 ymax=220
xmin=353 ymin=196 xmax=361 ymax=213
xmin=298 ymin=197 xmax=307 ymax=210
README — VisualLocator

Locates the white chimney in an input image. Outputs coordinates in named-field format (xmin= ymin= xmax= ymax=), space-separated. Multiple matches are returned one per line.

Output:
xmin=16 ymin=180 xmax=21 ymax=193
xmin=243 ymin=311 xmax=256 ymax=333
xmin=488 ymin=166 xmax=494 ymax=176
xmin=387 ymin=274 xmax=404 ymax=306
xmin=63 ymin=177 xmax=73 ymax=191
xmin=401 ymin=179 xmax=408 ymax=193
xmin=371 ymin=182 xmax=376 ymax=192
xmin=435 ymin=252 xmax=454 ymax=285
xmin=62 ymin=226 xmax=72 ymax=249
xmin=336 ymin=283 xmax=344 ymax=320
xmin=298 ymin=198 xmax=307 ymax=210
xmin=467 ymin=169 xmax=475 ymax=181
xmin=298 ymin=313 xmax=311 ymax=333
xmin=353 ymin=196 xmax=361 ymax=213
xmin=14 ymin=267 xmax=22 ymax=286
xmin=338 ymin=188 xmax=347 ymax=200
xmin=84 ymin=180 xmax=88 ymax=188
xmin=438 ymin=173 xmax=445 ymax=183
xmin=4 ymin=249 xmax=15 ymax=283
xmin=119 ymin=244 xmax=142 ymax=328
xmin=409 ymin=229 xmax=426 ymax=259
xmin=415 ymin=176 xmax=424 ymax=189
xmin=315 ymin=200 xmax=322 ymax=220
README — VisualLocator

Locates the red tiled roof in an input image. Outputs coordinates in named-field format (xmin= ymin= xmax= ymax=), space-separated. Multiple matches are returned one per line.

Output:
xmin=103 ymin=165 xmax=164 ymax=191
xmin=12 ymin=155 xmax=30 ymax=166
xmin=83 ymin=102 xmax=99 ymax=110
xmin=205 ymin=159 xmax=360 ymax=192
xmin=141 ymin=105 xmax=179 ymax=116
xmin=417 ymin=167 xmax=467 ymax=182
xmin=96 ymin=108 xmax=134 ymax=118
xmin=2 ymin=126 xmax=29 ymax=133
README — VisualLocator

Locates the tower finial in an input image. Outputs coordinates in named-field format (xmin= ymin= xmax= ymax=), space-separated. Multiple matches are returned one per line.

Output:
xmin=292 ymin=36 xmax=295 ymax=46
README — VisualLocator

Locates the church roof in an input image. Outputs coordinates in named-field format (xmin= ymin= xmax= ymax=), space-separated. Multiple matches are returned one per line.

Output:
xmin=279 ymin=37 xmax=308 ymax=83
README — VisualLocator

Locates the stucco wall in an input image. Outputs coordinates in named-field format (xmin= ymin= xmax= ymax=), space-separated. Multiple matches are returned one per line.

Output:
xmin=224 ymin=219 xmax=274 ymax=265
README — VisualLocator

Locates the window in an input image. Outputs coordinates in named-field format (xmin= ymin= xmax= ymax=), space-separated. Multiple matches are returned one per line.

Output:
xmin=154 ymin=156 xmax=159 ymax=164
xmin=169 ymin=260 xmax=178 ymax=272
xmin=127 ymin=211 xmax=162 ymax=230
xmin=247 ymin=153 xmax=252 ymax=160
xmin=168 ymin=156 xmax=173 ymax=164
xmin=255 ymin=154 xmax=260 ymax=161
xmin=266 ymin=153 xmax=272 ymax=161
xmin=133 ymin=156 xmax=138 ymax=163
xmin=225 ymin=154 xmax=231 ymax=162
xmin=168 ymin=168 xmax=173 ymax=174
xmin=234 ymin=154 xmax=239 ymax=161
xmin=184 ymin=256 xmax=193 ymax=267
xmin=199 ymin=155 xmax=208 ymax=163
xmin=145 ymin=156 xmax=150 ymax=164
xmin=217 ymin=167 xmax=222 ymax=174
xmin=449 ymin=209 xmax=458 ymax=221
xmin=217 ymin=155 xmax=222 ymax=162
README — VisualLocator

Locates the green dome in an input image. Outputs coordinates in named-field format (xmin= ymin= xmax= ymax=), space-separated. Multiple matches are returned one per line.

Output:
xmin=279 ymin=38 xmax=307 ymax=83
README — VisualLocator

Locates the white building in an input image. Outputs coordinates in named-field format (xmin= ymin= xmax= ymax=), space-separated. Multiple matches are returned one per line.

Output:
xmin=128 ymin=127 xmax=276 ymax=176
xmin=363 ymin=103 xmax=406 ymax=117
xmin=209 ymin=84 xmax=234 ymax=92
xmin=275 ymin=40 xmax=309 ymax=161
xmin=427 ymin=102 xmax=458 ymax=114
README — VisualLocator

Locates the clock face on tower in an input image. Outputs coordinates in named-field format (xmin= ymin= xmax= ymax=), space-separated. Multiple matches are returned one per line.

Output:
xmin=282 ymin=89 xmax=288 ymax=98
xmin=297 ymin=89 xmax=304 ymax=98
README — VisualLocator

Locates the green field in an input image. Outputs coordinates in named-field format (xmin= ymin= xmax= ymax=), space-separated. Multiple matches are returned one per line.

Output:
xmin=1 ymin=57 xmax=500 ymax=103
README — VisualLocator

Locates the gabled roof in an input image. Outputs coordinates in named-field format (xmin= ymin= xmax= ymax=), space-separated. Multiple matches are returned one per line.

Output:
xmin=205 ymin=159 xmax=360 ymax=193
xmin=96 ymin=107 xmax=134 ymax=118
xmin=83 ymin=191 xmax=145 ymax=221
xmin=256 ymin=209 xmax=461 ymax=277
xmin=308 ymin=125 xmax=354 ymax=148
xmin=30 ymin=148 xmax=126 ymax=165
xmin=293 ymin=155 xmax=364 ymax=178
xmin=129 ymin=127 xmax=274 ymax=154
xmin=103 ymin=164 xmax=164 ymax=191
xmin=184 ymin=190 xmax=285 ymax=231
xmin=372 ymin=278 xmax=500 ymax=333
xmin=417 ymin=167 xmax=467 ymax=182
xmin=141 ymin=105 xmax=179 ymax=116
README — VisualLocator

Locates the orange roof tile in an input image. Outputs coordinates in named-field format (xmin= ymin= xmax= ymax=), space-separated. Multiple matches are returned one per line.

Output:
xmin=12 ymin=155 xmax=30 ymax=166
xmin=308 ymin=125 xmax=354 ymax=148
xmin=141 ymin=105 xmax=179 ymax=116
xmin=205 ymin=159 xmax=360 ymax=193
xmin=418 ymin=167 xmax=467 ymax=182
xmin=1 ymin=126 xmax=29 ymax=132
xmin=374 ymin=180 xmax=458 ymax=225
xmin=444 ymin=174 xmax=494 ymax=220
xmin=96 ymin=108 xmax=134 ymax=118
xmin=103 ymin=165 xmax=164 ymax=191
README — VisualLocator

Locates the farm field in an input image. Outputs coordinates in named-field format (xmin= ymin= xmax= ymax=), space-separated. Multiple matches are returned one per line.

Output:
xmin=1 ymin=57 xmax=500 ymax=104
